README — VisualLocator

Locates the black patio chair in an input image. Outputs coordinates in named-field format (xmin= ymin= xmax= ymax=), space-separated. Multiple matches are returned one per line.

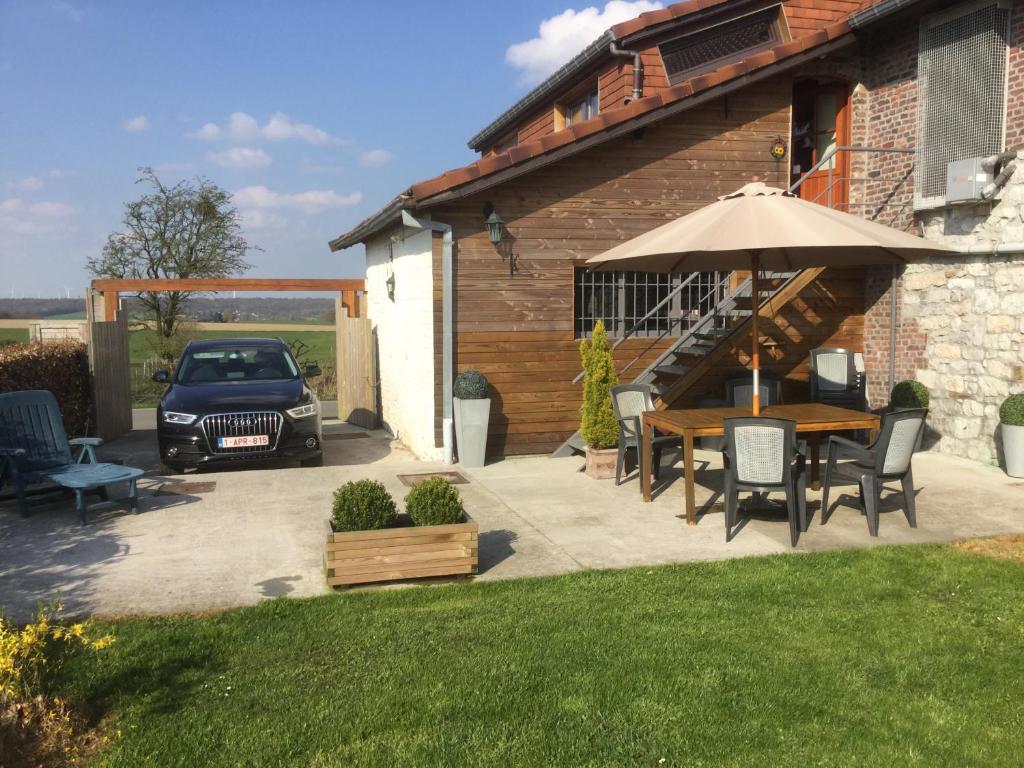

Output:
xmin=725 ymin=372 xmax=783 ymax=409
xmin=722 ymin=417 xmax=807 ymax=546
xmin=809 ymin=348 xmax=866 ymax=411
xmin=610 ymin=384 xmax=677 ymax=486
xmin=821 ymin=408 xmax=927 ymax=536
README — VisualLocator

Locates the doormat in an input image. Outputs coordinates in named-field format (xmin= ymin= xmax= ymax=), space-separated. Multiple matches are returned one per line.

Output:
xmin=323 ymin=432 xmax=370 ymax=441
xmin=396 ymin=471 xmax=469 ymax=487
xmin=156 ymin=481 xmax=217 ymax=496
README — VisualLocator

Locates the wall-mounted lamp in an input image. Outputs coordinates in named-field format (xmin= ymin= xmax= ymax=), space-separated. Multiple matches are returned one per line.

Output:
xmin=485 ymin=211 xmax=505 ymax=245
xmin=483 ymin=208 xmax=518 ymax=277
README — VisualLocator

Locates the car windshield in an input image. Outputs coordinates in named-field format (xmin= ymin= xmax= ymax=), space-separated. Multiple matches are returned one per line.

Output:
xmin=175 ymin=345 xmax=300 ymax=384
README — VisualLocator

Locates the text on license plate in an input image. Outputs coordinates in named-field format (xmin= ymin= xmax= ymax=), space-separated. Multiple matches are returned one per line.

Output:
xmin=218 ymin=435 xmax=269 ymax=448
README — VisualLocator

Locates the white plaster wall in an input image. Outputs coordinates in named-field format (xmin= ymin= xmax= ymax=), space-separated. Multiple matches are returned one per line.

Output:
xmin=365 ymin=229 xmax=440 ymax=460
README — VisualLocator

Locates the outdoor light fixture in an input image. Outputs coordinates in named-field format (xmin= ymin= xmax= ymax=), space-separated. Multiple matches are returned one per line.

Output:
xmin=485 ymin=211 xmax=505 ymax=245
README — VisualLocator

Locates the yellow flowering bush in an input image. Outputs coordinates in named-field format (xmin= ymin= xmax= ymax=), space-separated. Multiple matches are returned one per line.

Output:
xmin=1 ymin=602 xmax=113 ymax=766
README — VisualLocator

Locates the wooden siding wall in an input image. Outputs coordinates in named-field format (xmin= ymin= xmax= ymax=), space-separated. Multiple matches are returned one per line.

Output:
xmin=438 ymin=77 xmax=816 ymax=456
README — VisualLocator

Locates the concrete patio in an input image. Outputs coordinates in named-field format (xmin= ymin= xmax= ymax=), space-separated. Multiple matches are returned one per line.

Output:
xmin=1 ymin=414 xmax=1022 ymax=620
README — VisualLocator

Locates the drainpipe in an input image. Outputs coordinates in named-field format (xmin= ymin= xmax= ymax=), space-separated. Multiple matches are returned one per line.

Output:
xmin=609 ymin=42 xmax=642 ymax=102
xmin=401 ymin=210 xmax=455 ymax=464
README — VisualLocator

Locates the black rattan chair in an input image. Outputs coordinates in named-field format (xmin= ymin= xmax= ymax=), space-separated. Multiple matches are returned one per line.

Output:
xmin=610 ymin=384 xmax=677 ymax=486
xmin=821 ymin=408 xmax=927 ymax=536
xmin=722 ymin=417 xmax=807 ymax=546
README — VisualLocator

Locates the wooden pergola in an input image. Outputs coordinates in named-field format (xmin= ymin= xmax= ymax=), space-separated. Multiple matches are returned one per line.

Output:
xmin=90 ymin=278 xmax=366 ymax=321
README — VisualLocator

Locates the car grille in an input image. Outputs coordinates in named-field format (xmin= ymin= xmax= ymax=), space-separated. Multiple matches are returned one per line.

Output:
xmin=201 ymin=411 xmax=282 ymax=454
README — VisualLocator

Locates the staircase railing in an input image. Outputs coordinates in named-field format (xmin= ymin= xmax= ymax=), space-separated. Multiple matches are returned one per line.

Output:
xmin=570 ymin=270 xmax=729 ymax=384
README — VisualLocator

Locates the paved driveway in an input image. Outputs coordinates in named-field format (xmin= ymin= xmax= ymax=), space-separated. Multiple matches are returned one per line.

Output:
xmin=2 ymin=418 xmax=1023 ymax=620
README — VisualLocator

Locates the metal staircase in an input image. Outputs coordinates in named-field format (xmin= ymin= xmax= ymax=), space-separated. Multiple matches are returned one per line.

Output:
xmin=552 ymin=268 xmax=800 ymax=457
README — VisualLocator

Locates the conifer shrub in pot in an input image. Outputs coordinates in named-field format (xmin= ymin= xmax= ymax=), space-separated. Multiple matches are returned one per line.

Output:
xmin=999 ymin=394 xmax=1024 ymax=478
xmin=890 ymin=379 xmax=929 ymax=451
xmin=453 ymin=369 xmax=491 ymax=468
xmin=579 ymin=320 xmax=620 ymax=479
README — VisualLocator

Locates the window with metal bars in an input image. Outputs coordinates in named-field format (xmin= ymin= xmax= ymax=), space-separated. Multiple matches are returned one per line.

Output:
xmin=916 ymin=0 xmax=1010 ymax=206
xmin=659 ymin=5 xmax=786 ymax=85
xmin=574 ymin=269 xmax=728 ymax=338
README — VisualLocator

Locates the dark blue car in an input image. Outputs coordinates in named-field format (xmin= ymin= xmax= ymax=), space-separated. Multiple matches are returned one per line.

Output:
xmin=154 ymin=338 xmax=323 ymax=472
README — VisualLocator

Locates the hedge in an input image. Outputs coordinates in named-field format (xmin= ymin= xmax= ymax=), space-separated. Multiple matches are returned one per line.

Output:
xmin=0 ymin=341 xmax=92 ymax=436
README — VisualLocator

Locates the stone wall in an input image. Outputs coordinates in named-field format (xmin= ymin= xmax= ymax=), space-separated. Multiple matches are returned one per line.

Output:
xmin=905 ymin=157 xmax=1024 ymax=464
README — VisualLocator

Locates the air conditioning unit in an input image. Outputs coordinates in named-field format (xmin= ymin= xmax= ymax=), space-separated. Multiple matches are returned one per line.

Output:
xmin=945 ymin=157 xmax=994 ymax=203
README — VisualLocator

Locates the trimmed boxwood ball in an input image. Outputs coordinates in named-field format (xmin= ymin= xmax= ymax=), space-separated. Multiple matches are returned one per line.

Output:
xmin=891 ymin=380 xmax=929 ymax=409
xmin=1000 ymin=394 xmax=1024 ymax=426
xmin=405 ymin=476 xmax=465 ymax=527
xmin=331 ymin=479 xmax=397 ymax=532
xmin=454 ymin=370 xmax=489 ymax=400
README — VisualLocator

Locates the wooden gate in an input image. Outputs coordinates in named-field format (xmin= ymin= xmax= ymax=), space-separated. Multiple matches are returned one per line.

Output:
xmin=335 ymin=295 xmax=378 ymax=429
xmin=86 ymin=295 xmax=132 ymax=439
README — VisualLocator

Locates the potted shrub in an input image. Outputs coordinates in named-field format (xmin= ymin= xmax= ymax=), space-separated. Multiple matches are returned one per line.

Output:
xmin=324 ymin=477 xmax=478 ymax=587
xmin=579 ymin=320 xmax=620 ymax=479
xmin=453 ymin=370 xmax=491 ymax=468
xmin=999 ymin=394 xmax=1024 ymax=478
xmin=890 ymin=379 xmax=929 ymax=451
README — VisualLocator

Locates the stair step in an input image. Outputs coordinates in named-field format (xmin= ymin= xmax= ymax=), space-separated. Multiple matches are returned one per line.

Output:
xmin=692 ymin=328 xmax=732 ymax=341
xmin=653 ymin=364 xmax=689 ymax=376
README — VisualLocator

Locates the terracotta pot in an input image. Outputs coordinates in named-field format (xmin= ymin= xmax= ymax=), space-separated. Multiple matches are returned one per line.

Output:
xmin=585 ymin=446 xmax=618 ymax=479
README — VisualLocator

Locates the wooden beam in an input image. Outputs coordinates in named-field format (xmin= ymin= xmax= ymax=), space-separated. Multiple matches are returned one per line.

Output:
xmin=655 ymin=268 xmax=827 ymax=408
xmin=102 ymin=291 xmax=119 ymax=322
xmin=341 ymin=290 xmax=359 ymax=318
xmin=90 ymin=278 xmax=365 ymax=293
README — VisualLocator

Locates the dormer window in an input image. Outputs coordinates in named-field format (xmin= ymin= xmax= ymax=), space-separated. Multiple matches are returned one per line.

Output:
xmin=659 ymin=5 xmax=788 ymax=85
xmin=555 ymin=85 xmax=599 ymax=131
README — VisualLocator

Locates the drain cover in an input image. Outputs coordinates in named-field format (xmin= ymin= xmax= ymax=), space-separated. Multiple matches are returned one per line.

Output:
xmin=397 ymin=471 xmax=469 ymax=487
xmin=323 ymin=432 xmax=370 ymax=441
xmin=156 ymin=481 xmax=217 ymax=496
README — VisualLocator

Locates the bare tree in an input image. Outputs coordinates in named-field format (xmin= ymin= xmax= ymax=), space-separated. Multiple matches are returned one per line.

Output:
xmin=88 ymin=168 xmax=252 ymax=338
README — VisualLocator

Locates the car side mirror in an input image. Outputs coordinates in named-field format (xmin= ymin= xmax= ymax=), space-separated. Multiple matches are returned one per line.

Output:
xmin=151 ymin=370 xmax=170 ymax=384
xmin=304 ymin=364 xmax=322 ymax=378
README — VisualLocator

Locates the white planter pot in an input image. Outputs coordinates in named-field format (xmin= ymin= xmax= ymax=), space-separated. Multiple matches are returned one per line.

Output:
xmin=1002 ymin=423 xmax=1024 ymax=478
xmin=454 ymin=397 xmax=491 ymax=468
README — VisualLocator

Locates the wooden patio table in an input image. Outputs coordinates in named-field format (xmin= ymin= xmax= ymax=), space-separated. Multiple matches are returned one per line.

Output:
xmin=641 ymin=403 xmax=880 ymax=525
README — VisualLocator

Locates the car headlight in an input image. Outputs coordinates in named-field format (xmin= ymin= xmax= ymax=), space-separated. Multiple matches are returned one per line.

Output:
xmin=286 ymin=402 xmax=319 ymax=419
xmin=163 ymin=411 xmax=198 ymax=425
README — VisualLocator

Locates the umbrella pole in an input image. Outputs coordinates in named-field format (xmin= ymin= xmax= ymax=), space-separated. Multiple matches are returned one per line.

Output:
xmin=751 ymin=253 xmax=760 ymax=416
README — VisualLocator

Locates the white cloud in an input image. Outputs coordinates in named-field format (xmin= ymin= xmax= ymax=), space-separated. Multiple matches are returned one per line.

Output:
xmin=11 ymin=176 xmax=45 ymax=191
xmin=0 ymin=197 xmax=76 ymax=236
xmin=123 ymin=115 xmax=150 ymax=132
xmin=48 ymin=169 xmax=63 ymax=179
xmin=49 ymin=0 xmax=83 ymax=22
xmin=359 ymin=149 xmax=395 ymax=168
xmin=234 ymin=185 xmax=362 ymax=215
xmin=191 ymin=112 xmax=340 ymax=146
xmin=209 ymin=147 xmax=273 ymax=169
xmin=506 ymin=1 xmax=663 ymax=86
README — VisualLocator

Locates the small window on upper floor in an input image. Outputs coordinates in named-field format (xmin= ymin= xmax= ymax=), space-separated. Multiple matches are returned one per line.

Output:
xmin=915 ymin=0 xmax=1011 ymax=208
xmin=555 ymin=87 xmax=599 ymax=131
xmin=658 ymin=5 xmax=788 ymax=85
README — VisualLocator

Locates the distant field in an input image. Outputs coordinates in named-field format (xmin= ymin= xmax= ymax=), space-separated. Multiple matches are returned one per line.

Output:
xmin=0 ymin=328 xmax=29 ymax=344
xmin=128 ymin=328 xmax=335 ymax=365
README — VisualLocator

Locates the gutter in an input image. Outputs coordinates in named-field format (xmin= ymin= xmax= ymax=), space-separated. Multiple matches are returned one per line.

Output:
xmin=953 ymin=242 xmax=1024 ymax=255
xmin=609 ymin=42 xmax=642 ymax=101
xmin=849 ymin=0 xmax=922 ymax=28
xmin=467 ymin=31 xmax=614 ymax=152
xmin=400 ymin=211 xmax=456 ymax=465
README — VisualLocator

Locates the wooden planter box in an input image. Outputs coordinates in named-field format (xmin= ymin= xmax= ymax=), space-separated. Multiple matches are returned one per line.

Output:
xmin=324 ymin=514 xmax=478 ymax=587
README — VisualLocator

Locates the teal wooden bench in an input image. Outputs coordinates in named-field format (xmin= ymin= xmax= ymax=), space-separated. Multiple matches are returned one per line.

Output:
xmin=0 ymin=390 xmax=144 ymax=525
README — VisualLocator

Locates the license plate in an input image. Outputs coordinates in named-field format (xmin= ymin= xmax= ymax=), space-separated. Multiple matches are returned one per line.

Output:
xmin=218 ymin=435 xmax=269 ymax=448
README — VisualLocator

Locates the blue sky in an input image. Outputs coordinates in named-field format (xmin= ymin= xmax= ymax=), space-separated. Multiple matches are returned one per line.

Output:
xmin=0 ymin=0 xmax=661 ymax=297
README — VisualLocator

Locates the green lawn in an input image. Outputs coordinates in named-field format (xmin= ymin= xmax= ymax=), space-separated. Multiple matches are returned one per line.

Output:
xmin=53 ymin=545 xmax=1024 ymax=767
xmin=128 ymin=328 xmax=335 ymax=365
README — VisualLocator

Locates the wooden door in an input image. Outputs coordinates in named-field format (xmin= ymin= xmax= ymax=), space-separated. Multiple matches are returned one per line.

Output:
xmin=335 ymin=294 xmax=378 ymax=429
xmin=792 ymin=82 xmax=851 ymax=210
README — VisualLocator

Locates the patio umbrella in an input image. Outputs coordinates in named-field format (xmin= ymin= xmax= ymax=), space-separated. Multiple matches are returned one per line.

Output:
xmin=586 ymin=182 xmax=954 ymax=414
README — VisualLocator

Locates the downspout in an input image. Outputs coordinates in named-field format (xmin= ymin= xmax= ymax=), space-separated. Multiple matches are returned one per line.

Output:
xmin=401 ymin=210 xmax=455 ymax=464
xmin=889 ymin=266 xmax=897 ymax=399
xmin=609 ymin=42 xmax=642 ymax=102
